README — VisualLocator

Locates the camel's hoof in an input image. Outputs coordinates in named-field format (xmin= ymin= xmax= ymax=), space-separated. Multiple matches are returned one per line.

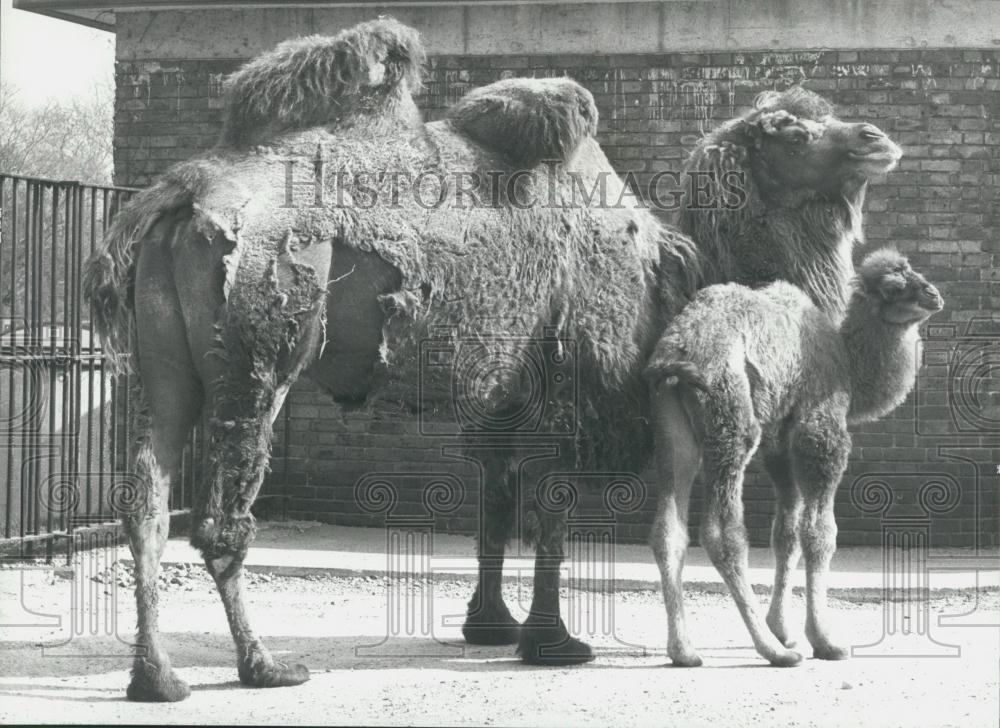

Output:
xmin=126 ymin=668 xmax=191 ymax=702
xmin=239 ymin=661 xmax=310 ymax=688
xmin=812 ymin=643 xmax=849 ymax=661
xmin=462 ymin=604 xmax=521 ymax=645
xmin=668 ymin=649 xmax=704 ymax=668
xmin=767 ymin=649 xmax=804 ymax=667
xmin=517 ymin=621 xmax=594 ymax=666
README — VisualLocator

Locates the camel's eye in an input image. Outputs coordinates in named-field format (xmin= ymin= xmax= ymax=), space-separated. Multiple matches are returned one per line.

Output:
xmin=877 ymin=272 xmax=907 ymax=299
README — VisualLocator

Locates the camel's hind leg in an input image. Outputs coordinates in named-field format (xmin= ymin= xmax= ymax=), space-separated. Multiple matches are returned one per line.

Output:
xmin=186 ymin=238 xmax=329 ymax=688
xmin=763 ymin=450 xmax=803 ymax=648
xmin=126 ymin=224 xmax=204 ymax=702
xmin=700 ymin=375 xmax=802 ymax=667
xmin=650 ymin=384 xmax=704 ymax=667
xmin=192 ymin=373 xmax=309 ymax=687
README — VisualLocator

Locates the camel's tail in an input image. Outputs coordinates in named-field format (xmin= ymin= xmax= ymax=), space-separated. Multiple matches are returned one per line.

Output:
xmin=84 ymin=177 xmax=195 ymax=374
xmin=644 ymin=359 xmax=709 ymax=392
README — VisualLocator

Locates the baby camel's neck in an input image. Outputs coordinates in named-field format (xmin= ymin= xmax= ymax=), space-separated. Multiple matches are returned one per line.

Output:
xmin=840 ymin=298 xmax=921 ymax=423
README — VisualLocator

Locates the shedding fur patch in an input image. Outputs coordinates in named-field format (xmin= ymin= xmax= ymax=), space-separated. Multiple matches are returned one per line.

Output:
xmin=221 ymin=17 xmax=426 ymax=146
xmin=447 ymin=77 xmax=599 ymax=168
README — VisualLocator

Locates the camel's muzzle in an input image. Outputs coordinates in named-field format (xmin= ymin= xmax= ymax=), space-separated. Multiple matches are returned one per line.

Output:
xmin=847 ymin=124 xmax=902 ymax=170
xmin=919 ymin=284 xmax=945 ymax=312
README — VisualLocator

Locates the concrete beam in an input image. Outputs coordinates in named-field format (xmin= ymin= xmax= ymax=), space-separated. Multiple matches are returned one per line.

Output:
xmin=114 ymin=1 xmax=1000 ymax=61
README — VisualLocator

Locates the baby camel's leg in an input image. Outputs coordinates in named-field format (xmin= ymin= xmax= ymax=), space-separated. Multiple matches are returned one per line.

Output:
xmin=763 ymin=451 xmax=803 ymax=648
xmin=791 ymin=409 xmax=851 ymax=660
xmin=700 ymin=377 xmax=802 ymax=667
xmin=650 ymin=384 xmax=703 ymax=667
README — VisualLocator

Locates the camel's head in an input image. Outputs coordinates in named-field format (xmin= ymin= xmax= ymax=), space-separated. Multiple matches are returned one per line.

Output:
xmin=737 ymin=87 xmax=902 ymax=199
xmin=856 ymin=249 xmax=944 ymax=325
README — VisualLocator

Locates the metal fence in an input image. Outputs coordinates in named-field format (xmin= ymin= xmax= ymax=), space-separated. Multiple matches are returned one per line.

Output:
xmin=0 ymin=174 xmax=200 ymax=555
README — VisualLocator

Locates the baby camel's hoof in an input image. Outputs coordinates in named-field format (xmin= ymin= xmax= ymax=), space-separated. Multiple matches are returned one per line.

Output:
xmin=813 ymin=643 xmax=849 ymax=661
xmin=767 ymin=649 xmax=804 ymax=667
xmin=765 ymin=615 xmax=797 ymax=649
xmin=126 ymin=668 xmax=191 ymax=702
xmin=239 ymin=661 xmax=310 ymax=688
xmin=462 ymin=605 xmax=521 ymax=646
xmin=517 ymin=623 xmax=594 ymax=666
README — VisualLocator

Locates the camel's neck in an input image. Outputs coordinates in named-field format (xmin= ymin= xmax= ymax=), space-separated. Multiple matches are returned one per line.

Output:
xmin=840 ymin=298 xmax=921 ymax=423
xmin=733 ymin=195 xmax=858 ymax=318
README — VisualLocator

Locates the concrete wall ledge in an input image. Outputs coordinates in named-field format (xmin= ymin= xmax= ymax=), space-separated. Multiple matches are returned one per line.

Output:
xmin=112 ymin=1 xmax=1000 ymax=61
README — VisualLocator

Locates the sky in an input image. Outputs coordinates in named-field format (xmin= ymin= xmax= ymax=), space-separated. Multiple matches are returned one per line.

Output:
xmin=0 ymin=0 xmax=114 ymax=107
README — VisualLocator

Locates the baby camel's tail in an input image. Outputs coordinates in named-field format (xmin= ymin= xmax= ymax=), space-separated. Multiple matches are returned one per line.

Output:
xmin=644 ymin=359 xmax=710 ymax=392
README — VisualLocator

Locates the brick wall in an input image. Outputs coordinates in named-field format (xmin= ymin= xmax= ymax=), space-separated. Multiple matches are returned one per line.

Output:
xmin=114 ymin=48 xmax=1000 ymax=547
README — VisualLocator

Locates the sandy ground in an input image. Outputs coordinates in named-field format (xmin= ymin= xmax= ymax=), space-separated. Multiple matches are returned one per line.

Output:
xmin=0 ymin=563 xmax=998 ymax=727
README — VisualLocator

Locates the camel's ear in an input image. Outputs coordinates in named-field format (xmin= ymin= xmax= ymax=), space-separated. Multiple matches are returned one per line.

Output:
xmin=754 ymin=89 xmax=783 ymax=110
xmin=735 ymin=119 xmax=762 ymax=148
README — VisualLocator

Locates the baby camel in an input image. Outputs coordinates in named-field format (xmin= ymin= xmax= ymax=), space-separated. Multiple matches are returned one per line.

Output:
xmin=645 ymin=249 xmax=943 ymax=667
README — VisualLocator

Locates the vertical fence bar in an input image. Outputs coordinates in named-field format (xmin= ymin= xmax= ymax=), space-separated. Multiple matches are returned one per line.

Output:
xmin=0 ymin=177 xmax=9 ymax=540
xmin=72 ymin=185 xmax=84 ymax=522
xmin=0 ymin=175 xmax=140 ymax=550
xmin=85 ymin=187 xmax=96 ymax=503
xmin=22 ymin=180 xmax=35 ymax=539
xmin=5 ymin=178 xmax=20 ymax=540
xmin=1 ymin=176 xmax=9 ymax=540
xmin=101 ymin=189 xmax=111 ymax=518
xmin=46 ymin=185 xmax=60 ymax=557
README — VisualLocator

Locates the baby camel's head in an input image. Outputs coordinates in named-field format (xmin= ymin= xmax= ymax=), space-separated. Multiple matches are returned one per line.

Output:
xmin=853 ymin=249 xmax=944 ymax=325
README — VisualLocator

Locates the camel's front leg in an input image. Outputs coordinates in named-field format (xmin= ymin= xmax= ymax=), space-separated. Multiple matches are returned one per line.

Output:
xmin=463 ymin=454 xmax=520 ymax=645
xmin=792 ymin=415 xmax=851 ymax=661
xmin=763 ymin=451 xmax=804 ymax=649
xmin=516 ymin=511 xmax=593 ymax=665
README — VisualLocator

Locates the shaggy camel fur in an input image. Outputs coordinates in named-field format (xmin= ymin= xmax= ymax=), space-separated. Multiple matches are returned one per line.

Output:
xmin=85 ymin=18 xmax=698 ymax=700
xmin=645 ymin=250 xmax=944 ymax=666
xmin=679 ymin=87 xmax=901 ymax=317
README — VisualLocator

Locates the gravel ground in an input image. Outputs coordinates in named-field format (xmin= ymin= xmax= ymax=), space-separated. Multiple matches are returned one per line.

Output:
xmin=0 ymin=562 xmax=997 ymax=726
